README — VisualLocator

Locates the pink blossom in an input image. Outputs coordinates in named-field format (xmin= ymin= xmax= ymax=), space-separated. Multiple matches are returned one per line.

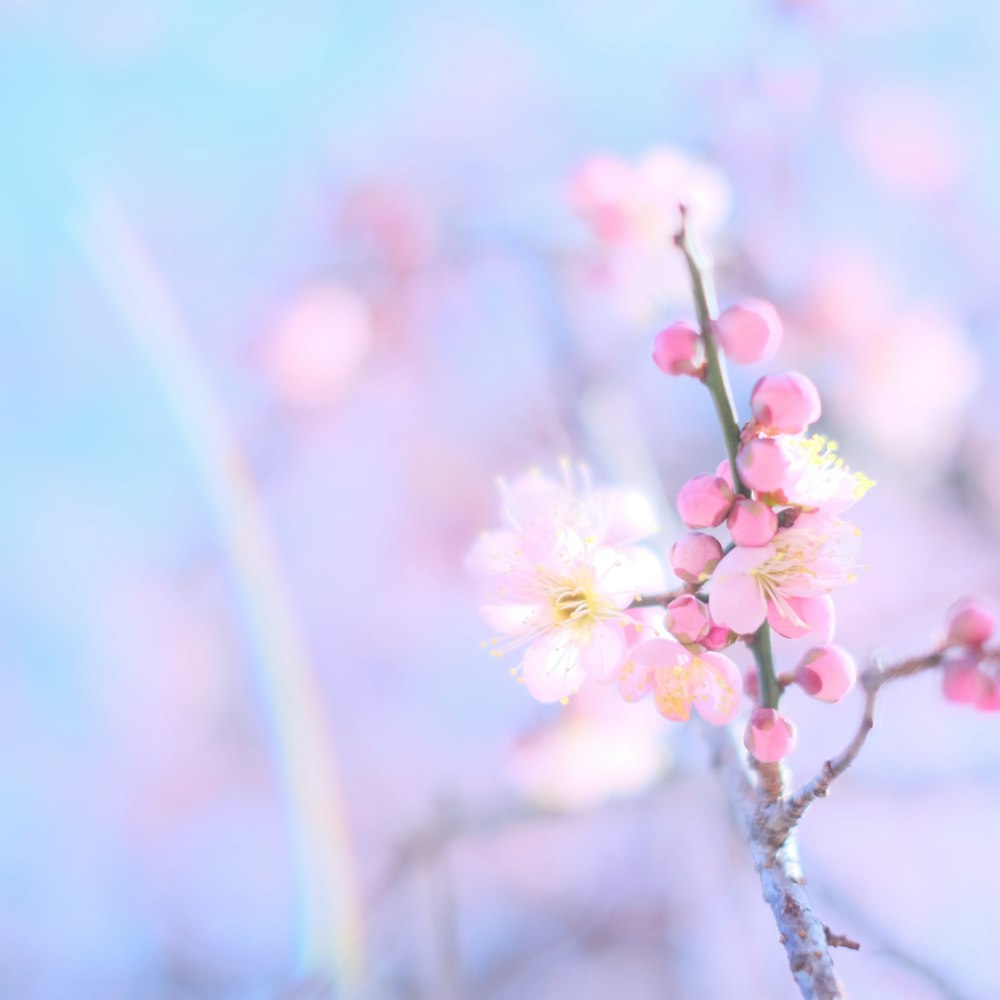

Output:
xmin=727 ymin=498 xmax=778 ymax=547
xmin=629 ymin=638 xmax=741 ymax=724
xmin=715 ymin=299 xmax=783 ymax=365
xmin=709 ymin=513 xmax=860 ymax=635
xmin=750 ymin=372 xmax=822 ymax=435
xmin=676 ymin=474 xmax=734 ymax=529
xmin=468 ymin=467 xmax=664 ymax=703
xmin=767 ymin=594 xmax=836 ymax=642
xmin=665 ymin=595 xmax=711 ymax=644
xmin=670 ymin=532 xmax=724 ymax=585
xmin=653 ymin=321 xmax=705 ymax=377
xmin=945 ymin=597 xmax=996 ymax=648
xmin=744 ymin=708 xmax=797 ymax=762
xmin=736 ymin=437 xmax=790 ymax=494
xmin=793 ymin=645 xmax=857 ymax=703
xmin=777 ymin=434 xmax=874 ymax=514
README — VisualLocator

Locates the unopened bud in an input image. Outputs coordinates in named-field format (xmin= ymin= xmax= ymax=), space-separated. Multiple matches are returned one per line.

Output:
xmin=715 ymin=299 xmax=782 ymax=365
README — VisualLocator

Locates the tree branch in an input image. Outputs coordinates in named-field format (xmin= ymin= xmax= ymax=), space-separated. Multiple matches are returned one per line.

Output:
xmin=782 ymin=652 xmax=943 ymax=832
xmin=704 ymin=722 xmax=846 ymax=1000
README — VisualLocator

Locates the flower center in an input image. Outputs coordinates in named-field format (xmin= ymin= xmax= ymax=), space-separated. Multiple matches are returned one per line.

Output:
xmin=551 ymin=583 xmax=597 ymax=625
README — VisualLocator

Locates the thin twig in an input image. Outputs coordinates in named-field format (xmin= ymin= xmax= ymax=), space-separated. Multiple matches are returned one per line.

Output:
xmin=783 ymin=653 xmax=944 ymax=831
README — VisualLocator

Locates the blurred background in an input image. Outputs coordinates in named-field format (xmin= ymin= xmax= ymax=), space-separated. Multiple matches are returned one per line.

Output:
xmin=3 ymin=0 xmax=1000 ymax=997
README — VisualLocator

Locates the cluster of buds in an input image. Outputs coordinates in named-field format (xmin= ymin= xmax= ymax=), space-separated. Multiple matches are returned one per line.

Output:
xmin=657 ymin=296 xmax=873 ymax=761
xmin=940 ymin=597 xmax=1000 ymax=710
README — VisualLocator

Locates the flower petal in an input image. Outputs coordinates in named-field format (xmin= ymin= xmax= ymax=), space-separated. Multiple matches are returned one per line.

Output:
xmin=693 ymin=651 xmax=743 ymax=724
xmin=709 ymin=569 xmax=767 ymax=635
xmin=521 ymin=633 xmax=587 ymax=703
xmin=579 ymin=622 xmax=628 ymax=682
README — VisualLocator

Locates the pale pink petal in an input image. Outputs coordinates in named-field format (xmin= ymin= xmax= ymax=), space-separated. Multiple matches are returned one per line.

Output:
xmin=464 ymin=530 xmax=521 ymax=579
xmin=479 ymin=601 xmax=545 ymax=635
xmin=621 ymin=545 xmax=667 ymax=599
xmin=767 ymin=595 xmax=835 ymax=642
xmin=579 ymin=622 xmax=628 ymax=682
xmin=617 ymin=655 xmax=656 ymax=702
xmin=521 ymin=633 xmax=587 ymax=703
xmin=597 ymin=488 xmax=659 ymax=545
xmin=709 ymin=557 xmax=769 ymax=635
xmin=592 ymin=546 xmax=639 ymax=608
xmin=693 ymin=651 xmax=743 ymax=724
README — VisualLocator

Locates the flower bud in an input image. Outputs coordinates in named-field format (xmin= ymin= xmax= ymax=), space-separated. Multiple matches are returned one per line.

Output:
xmin=715 ymin=457 xmax=734 ymax=490
xmin=665 ymin=594 xmax=711 ymax=644
xmin=653 ymin=321 xmax=705 ymax=377
xmin=670 ymin=532 xmax=724 ymax=585
xmin=976 ymin=679 xmax=1000 ymax=712
xmin=793 ymin=644 xmax=857 ymax=703
xmin=676 ymin=474 xmax=734 ymax=529
xmin=715 ymin=299 xmax=782 ymax=365
xmin=767 ymin=595 xmax=836 ymax=643
xmin=744 ymin=707 xmax=797 ymax=762
xmin=700 ymin=624 xmax=734 ymax=651
xmin=744 ymin=668 xmax=760 ymax=702
xmin=750 ymin=372 xmax=822 ymax=435
xmin=727 ymin=498 xmax=778 ymax=547
xmin=736 ymin=438 xmax=790 ymax=494
xmin=942 ymin=656 xmax=986 ymax=704
xmin=944 ymin=597 xmax=996 ymax=648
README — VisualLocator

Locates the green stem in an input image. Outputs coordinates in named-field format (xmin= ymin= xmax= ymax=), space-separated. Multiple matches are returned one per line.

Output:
xmin=674 ymin=207 xmax=781 ymax=709
xmin=674 ymin=211 xmax=746 ymax=495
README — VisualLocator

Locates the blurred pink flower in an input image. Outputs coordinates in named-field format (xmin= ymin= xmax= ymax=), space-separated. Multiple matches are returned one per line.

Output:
xmin=264 ymin=282 xmax=373 ymax=408
xmin=571 ymin=147 xmax=731 ymax=322
xmin=467 ymin=466 xmax=664 ymax=703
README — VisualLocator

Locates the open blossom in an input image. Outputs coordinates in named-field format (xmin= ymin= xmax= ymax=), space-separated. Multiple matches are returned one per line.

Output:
xmin=709 ymin=513 xmax=860 ymax=635
xmin=622 ymin=637 xmax=742 ymax=724
xmin=778 ymin=434 xmax=874 ymax=514
xmin=467 ymin=467 xmax=664 ymax=704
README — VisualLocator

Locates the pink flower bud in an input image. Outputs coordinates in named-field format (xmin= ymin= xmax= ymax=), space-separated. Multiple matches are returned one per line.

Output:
xmin=670 ymin=532 xmax=724 ymax=585
xmin=736 ymin=438 xmax=790 ymax=494
xmin=700 ymin=624 xmax=734 ymax=651
xmin=744 ymin=707 xmax=797 ymax=762
xmin=944 ymin=597 xmax=996 ymax=648
xmin=976 ymin=679 xmax=1000 ymax=712
xmin=653 ymin=321 xmax=705 ymax=377
xmin=715 ymin=458 xmax=734 ymax=490
xmin=942 ymin=657 xmax=986 ymax=704
xmin=750 ymin=372 xmax=822 ymax=435
xmin=767 ymin=595 xmax=836 ymax=643
xmin=744 ymin=668 xmax=760 ymax=702
xmin=715 ymin=299 xmax=782 ymax=365
xmin=727 ymin=498 xmax=778 ymax=547
xmin=676 ymin=474 xmax=734 ymax=529
xmin=665 ymin=595 xmax=711 ymax=644
xmin=793 ymin=644 xmax=857 ymax=703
